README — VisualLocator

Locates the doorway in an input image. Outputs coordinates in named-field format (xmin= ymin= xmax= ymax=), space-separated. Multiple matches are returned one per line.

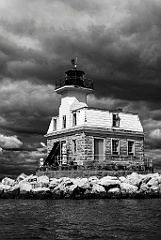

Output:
xmin=94 ymin=138 xmax=104 ymax=163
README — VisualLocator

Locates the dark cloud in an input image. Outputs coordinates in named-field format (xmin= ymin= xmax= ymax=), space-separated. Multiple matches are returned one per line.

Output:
xmin=0 ymin=79 xmax=60 ymax=135
xmin=0 ymin=149 xmax=46 ymax=179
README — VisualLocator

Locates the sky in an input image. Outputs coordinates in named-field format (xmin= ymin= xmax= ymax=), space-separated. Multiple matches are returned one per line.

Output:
xmin=0 ymin=0 xmax=161 ymax=178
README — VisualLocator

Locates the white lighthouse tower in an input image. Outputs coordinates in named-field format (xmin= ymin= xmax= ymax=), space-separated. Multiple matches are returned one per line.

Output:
xmin=46 ymin=58 xmax=93 ymax=134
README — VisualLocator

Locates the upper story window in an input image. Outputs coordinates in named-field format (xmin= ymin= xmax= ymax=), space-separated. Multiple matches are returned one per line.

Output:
xmin=53 ymin=118 xmax=57 ymax=130
xmin=62 ymin=115 xmax=66 ymax=129
xmin=73 ymin=112 xmax=77 ymax=126
xmin=112 ymin=139 xmax=120 ymax=155
xmin=128 ymin=141 xmax=135 ymax=156
xmin=112 ymin=113 xmax=120 ymax=127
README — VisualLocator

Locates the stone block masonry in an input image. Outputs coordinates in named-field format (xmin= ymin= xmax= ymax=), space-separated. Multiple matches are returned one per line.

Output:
xmin=46 ymin=131 xmax=144 ymax=166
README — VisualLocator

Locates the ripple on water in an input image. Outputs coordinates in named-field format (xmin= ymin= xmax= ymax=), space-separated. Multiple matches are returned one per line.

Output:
xmin=0 ymin=199 xmax=161 ymax=240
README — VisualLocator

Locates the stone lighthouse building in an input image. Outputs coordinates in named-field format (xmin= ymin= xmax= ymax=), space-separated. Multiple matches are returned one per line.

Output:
xmin=44 ymin=59 xmax=145 ymax=170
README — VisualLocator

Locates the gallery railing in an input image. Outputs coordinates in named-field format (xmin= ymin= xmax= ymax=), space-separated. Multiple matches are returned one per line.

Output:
xmin=55 ymin=77 xmax=93 ymax=90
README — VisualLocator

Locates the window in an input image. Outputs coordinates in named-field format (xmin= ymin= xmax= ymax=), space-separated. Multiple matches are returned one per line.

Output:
xmin=73 ymin=112 xmax=77 ymax=126
xmin=128 ymin=141 xmax=135 ymax=155
xmin=112 ymin=139 xmax=120 ymax=155
xmin=53 ymin=118 xmax=57 ymax=130
xmin=62 ymin=115 xmax=66 ymax=128
xmin=72 ymin=140 xmax=77 ymax=153
xmin=112 ymin=113 xmax=120 ymax=127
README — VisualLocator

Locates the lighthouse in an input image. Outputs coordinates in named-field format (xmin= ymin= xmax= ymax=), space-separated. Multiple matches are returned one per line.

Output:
xmin=44 ymin=59 xmax=145 ymax=172
xmin=54 ymin=57 xmax=93 ymax=130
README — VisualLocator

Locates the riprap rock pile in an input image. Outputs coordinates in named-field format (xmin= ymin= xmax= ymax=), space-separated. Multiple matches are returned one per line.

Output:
xmin=0 ymin=172 xmax=161 ymax=199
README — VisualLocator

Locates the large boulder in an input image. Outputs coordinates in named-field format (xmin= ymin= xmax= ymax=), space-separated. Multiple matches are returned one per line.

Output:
xmin=107 ymin=187 xmax=121 ymax=198
xmin=83 ymin=183 xmax=106 ymax=198
xmin=0 ymin=183 xmax=11 ymax=191
xmin=16 ymin=173 xmax=28 ymax=183
xmin=31 ymin=187 xmax=51 ymax=199
xmin=18 ymin=181 xmax=32 ymax=198
xmin=51 ymin=179 xmax=79 ymax=198
xmin=88 ymin=176 xmax=99 ymax=184
xmin=2 ymin=185 xmax=20 ymax=199
xmin=0 ymin=183 xmax=19 ymax=199
xmin=49 ymin=178 xmax=60 ymax=189
xmin=147 ymin=177 xmax=159 ymax=188
xmin=138 ymin=173 xmax=160 ymax=198
xmin=65 ymin=184 xmax=78 ymax=198
xmin=141 ymin=173 xmax=160 ymax=185
xmin=139 ymin=182 xmax=159 ymax=198
xmin=26 ymin=175 xmax=40 ymax=189
xmin=120 ymin=183 xmax=138 ymax=198
xmin=75 ymin=178 xmax=91 ymax=190
xmin=59 ymin=177 xmax=74 ymax=186
xmin=83 ymin=188 xmax=93 ymax=198
xmin=119 ymin=176 xmax=126 ymax=183
xmin=98 ymin=176 xmax=121 ymax=190
xmin=125 ymin=172 xmax=142 ymax=187
xmin=2 ymin=177 xmax=15 ymax=187
xmin=91 ymin=183 xmax=106 ymax=197
xmin=83 ymin=183 xmax=107 ymax=199
xmin=150 ymin=186 xmax=159 ymax=197
xmin=37 ymin=175 xmax=49 ymax=187
xmin=51 ymin=182 xmax=67 ymax=198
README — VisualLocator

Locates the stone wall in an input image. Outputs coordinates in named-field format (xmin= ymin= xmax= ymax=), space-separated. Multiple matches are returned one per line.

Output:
xmin=82 ymin=134 xmax=144 ymax=162
xmin=120 ymin=138 xmax=144 ymax=159
xmin=84 ymin=136 xmax=93 ymax=161
xmin=47 ymin=132 xmax=86 ymax=164
xmin=68 ymin=133 xmax=86 ymax=164
xmin=46 ymin=132 xmax=144 ymax=165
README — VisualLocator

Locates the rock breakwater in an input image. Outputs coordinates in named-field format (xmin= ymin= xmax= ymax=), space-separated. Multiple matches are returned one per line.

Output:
xmin=1 ymin=172 xmax=161 ymax=199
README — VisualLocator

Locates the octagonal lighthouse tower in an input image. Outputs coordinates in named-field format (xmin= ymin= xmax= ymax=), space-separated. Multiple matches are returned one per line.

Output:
xmin=55 ymin=58 xmax=94 ymax=131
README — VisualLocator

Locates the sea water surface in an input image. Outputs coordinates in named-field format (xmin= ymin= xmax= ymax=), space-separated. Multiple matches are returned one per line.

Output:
xmin=0 ymin=198 xmax=161 ymax=240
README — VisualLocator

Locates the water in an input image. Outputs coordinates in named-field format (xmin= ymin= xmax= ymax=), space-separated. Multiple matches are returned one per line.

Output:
xmin=0 ymin=199 xmax=161 ymax=240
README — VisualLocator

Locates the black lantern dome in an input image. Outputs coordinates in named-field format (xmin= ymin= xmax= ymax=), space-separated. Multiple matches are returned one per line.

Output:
xmin=55 ymin=58 xmax=93 ymax=91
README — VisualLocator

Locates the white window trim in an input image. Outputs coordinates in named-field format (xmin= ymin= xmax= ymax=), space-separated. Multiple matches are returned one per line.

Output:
xmin=111 ymin=138 xmax=120 ymax=155
xmin=127 ymin=140 xmax=135 ymax=156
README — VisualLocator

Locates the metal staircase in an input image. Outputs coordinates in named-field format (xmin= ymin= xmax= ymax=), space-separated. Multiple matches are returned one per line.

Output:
xmin=44 ymin=142 xmax=60 ymax=166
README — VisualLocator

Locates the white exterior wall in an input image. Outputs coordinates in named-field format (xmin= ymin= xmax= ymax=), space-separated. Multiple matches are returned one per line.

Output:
xmin=47 ymin=107 xmax=143 ymax=134
xmin=84 ymin=109 xmax=111 ymax=128
xmin=83 ymin=109 xmax=143 ymax=132
xmin=47 ymin=85 xmax=143 ymax=134
xmin=47 ymin=118 xmax=54 ymax=134
xmin=118 ymin=112 xmax=143 ymax=132
xmin=47 ymin=88 xmax=88 ymax=134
